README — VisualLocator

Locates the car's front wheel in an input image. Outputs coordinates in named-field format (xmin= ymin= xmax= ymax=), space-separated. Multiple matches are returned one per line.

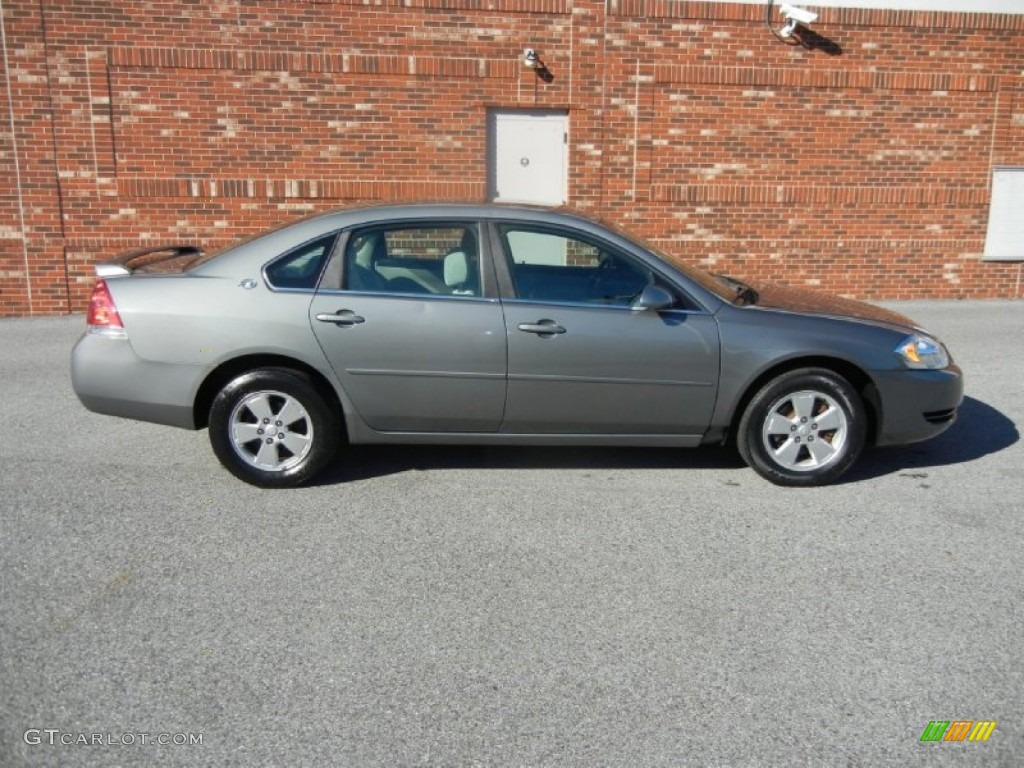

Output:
xmin=737 ymin=368 xmax=866 ymax=487
xmin=209 ymin=368 xmax=340 ymax=487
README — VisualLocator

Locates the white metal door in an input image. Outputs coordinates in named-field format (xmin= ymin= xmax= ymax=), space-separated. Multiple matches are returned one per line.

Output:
xmin=488 ymin=109 xmax=567 ymax=205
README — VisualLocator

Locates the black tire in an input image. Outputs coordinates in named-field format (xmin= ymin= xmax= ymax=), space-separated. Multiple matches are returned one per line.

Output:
xmin=208 ymin=368 xmax=340 ymax=488
xmin=737 ymin=367 xmax=866 ymax=487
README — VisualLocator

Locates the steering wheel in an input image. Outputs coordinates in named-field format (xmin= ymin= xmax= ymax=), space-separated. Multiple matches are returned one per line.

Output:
xmin=587 ymin=252 xmax=617 ymax=300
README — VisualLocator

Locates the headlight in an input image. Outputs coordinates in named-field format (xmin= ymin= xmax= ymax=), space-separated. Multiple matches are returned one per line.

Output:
xmin=894 ymin=335 xmax=949 ymax=370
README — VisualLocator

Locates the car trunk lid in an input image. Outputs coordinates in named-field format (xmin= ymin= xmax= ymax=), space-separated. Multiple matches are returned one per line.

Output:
xmin=94 ymin=244 xmax=204 ymax=277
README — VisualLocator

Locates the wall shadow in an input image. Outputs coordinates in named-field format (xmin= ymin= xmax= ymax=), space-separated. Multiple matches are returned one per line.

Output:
xmin=796 ymin=28 xmax=843 ymax=56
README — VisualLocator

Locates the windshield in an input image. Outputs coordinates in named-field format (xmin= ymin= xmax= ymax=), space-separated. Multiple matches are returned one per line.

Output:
xmin=640 ymin=239 xmax=754 ymax=304
xmin=561 ymin=209 xmax=745 ymax=303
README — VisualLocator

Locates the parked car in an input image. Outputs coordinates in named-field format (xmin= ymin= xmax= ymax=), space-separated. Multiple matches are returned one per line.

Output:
xmin=72 ymin=204 xmax=963 ymax=487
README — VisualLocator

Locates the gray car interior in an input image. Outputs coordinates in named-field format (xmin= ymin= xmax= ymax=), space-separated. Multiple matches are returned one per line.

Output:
xmin=343 ymin=225 xmax=480 ymax=296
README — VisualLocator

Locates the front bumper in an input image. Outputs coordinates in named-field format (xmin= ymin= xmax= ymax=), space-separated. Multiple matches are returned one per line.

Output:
xmin=71 ymin=331 xmax=208 ymax=430
xmin=871 ymin=364 xmax=964 ymax=446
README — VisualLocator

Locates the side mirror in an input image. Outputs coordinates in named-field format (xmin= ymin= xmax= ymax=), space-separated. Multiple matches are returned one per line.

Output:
xmin=631 ymin=284 xmax=675 ymax=311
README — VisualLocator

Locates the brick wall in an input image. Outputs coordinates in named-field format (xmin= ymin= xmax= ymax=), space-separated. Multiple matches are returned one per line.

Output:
xmin=1 ymin=0 xmax=1022 ymax=316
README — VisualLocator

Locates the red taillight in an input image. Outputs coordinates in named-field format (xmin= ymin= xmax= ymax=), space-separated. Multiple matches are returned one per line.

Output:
xmin=86 ymin=279 xmax=124 ymax=329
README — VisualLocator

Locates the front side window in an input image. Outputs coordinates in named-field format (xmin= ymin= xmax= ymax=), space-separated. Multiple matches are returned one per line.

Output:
xmin=263 ymin=234 xmax=337 ymax=290
xmin=343 ymin=223 xmax=482 ymax=296
xmin=499 ymin=226 xmax=662 ymax=307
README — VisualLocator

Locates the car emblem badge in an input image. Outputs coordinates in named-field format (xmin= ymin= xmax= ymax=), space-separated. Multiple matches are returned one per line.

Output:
xmin=239 ymin=279 xmax=258 ymax=289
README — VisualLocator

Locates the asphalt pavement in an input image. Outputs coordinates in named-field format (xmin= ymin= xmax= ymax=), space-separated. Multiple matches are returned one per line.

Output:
xmin=1 ymin=301 xmax=1022 ymax=767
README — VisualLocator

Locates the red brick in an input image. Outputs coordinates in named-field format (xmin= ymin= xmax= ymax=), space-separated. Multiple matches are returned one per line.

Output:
xmin=1 ymin=0 xmax=1022 ymax=316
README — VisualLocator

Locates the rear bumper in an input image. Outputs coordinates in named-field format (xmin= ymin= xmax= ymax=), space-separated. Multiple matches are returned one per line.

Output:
xmin=871 ymin=365 xmax=964 ymax=446
xmin=71 ymin=332 xmax=207 ymax=430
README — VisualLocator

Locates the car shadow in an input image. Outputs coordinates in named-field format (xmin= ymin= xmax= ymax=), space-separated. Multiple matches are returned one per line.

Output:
xmin=841 ymin=395 xmax=1018 ymax=483
xmin=314 ymin=442 xmax=747 ymax=485
xmin=312 ymin=395 xmax=1015 ymax=486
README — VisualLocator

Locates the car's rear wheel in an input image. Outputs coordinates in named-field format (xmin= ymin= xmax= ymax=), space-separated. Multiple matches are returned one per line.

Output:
xmin=737 ymin=368 xmax=866 ymax=487
xmin=209 ymin=368 xmax=340 ymax=487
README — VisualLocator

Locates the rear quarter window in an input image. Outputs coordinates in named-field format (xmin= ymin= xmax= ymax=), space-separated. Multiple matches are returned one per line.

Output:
xmin=263 ymin=235 xmax=337 ymax=290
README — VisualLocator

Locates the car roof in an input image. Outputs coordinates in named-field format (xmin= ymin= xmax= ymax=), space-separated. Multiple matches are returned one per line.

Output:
xmin=186 ymin=202 xmax=728 ymax=312
xmin=190 ymin=203 xmax=613 ymax=276
xmin=298 ymin=202 xmax=602 ymax=228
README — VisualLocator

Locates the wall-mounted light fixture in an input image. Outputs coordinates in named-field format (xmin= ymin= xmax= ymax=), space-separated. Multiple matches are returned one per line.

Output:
xmin=521 ymin=48 xmax=553 ymax=83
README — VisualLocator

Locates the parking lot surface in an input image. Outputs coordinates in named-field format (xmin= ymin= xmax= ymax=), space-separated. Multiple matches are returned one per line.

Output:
xmin=1 ymin=301 xmax=1022 ymax=767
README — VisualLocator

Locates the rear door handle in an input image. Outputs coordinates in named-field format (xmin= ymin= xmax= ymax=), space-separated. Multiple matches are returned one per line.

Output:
xmin=316 ymin=310 xmax=365 ymax=327
xmin=517 ymin=320 xmax=566 ymax=337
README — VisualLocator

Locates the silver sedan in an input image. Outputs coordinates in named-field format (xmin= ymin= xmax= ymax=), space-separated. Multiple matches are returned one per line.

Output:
xmin=72 ymin=204 xmax=963 ymax=487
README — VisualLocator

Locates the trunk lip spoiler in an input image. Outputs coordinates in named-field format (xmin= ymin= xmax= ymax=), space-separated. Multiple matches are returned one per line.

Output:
xmin=93 ymin=244 xmax=204 ymax=278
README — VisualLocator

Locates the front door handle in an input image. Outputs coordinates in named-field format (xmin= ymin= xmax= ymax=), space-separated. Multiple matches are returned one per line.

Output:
xmin=517 ymin=319 xmax=566 ymax=337
xmin=316 ymin=310 xmax=365 ymax=327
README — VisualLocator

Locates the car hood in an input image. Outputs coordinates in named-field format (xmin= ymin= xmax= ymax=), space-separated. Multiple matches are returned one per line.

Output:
xmin=748 ymin=282 xmax=917 ymax=330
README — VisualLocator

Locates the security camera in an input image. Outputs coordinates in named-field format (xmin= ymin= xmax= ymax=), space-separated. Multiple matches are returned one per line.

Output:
xmin=780 ymin=4 xmax=818 ymax=25
xmin=778 ymin=4 xmax=818 ymax=37
xmin=523 ymin=48 xmax=539 ymax=69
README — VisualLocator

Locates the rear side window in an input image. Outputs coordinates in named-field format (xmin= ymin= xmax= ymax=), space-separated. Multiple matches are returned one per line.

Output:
xmin=264 ymin=235 xmax=337 ymax=290
xmin=342 ymin=223 xmax=482 ymax=297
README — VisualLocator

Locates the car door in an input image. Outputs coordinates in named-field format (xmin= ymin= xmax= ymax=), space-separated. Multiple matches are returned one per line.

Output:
xmin=309 ymin=221 xmax=507 ymax=432
xmin=492 ymin=223 xmax=720 ymax=436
